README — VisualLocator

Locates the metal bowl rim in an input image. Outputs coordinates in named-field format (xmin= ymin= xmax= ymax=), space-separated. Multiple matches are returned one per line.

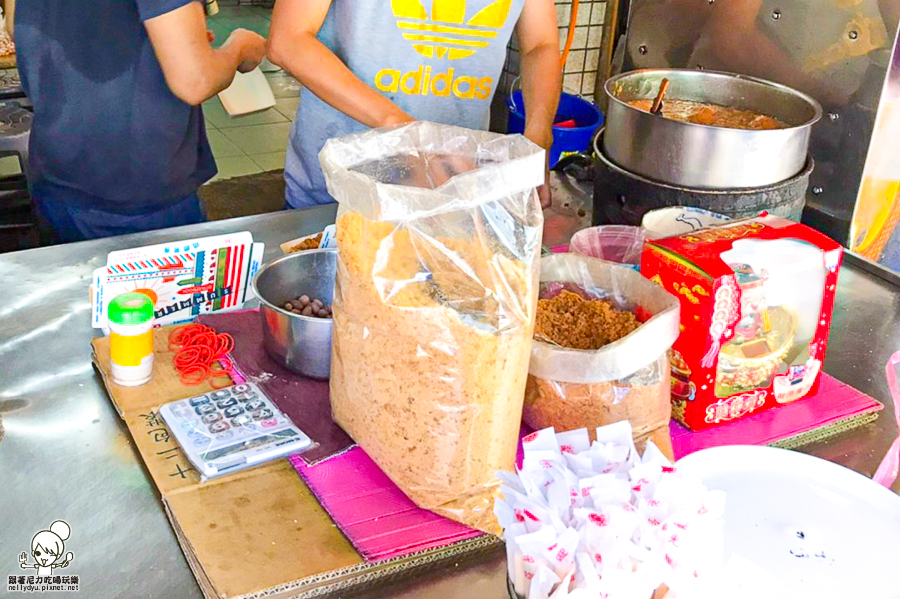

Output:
xmin=251 ymin=248 xmax=338 ymax=322
xmin=592 ymin=128 xmax=815 ymax=193
xmin=604 ymin=68 xmax=823 ymax=131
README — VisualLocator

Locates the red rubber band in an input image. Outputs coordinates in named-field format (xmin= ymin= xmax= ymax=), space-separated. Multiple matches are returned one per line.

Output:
xmin=174 ymin=349 xmax=201 ymax=368
xmin=214 ymin=334 xmax=234 ymax=357
xmin=209 ymin=375 xmax=233 ymax=388
xmin=195 ymin=345 xmax=213 ymax=364
xmin=169 ymin=326 xmax=189 ymax=344
xmin=179 ymin=364 xmax=209 ymax=385
xmin=172 ymin=324 xmax=236 ymax=387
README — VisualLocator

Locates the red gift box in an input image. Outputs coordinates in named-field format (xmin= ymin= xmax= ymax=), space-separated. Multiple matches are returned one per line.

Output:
xmin=641 ymin=215 xmax=843 ymax=431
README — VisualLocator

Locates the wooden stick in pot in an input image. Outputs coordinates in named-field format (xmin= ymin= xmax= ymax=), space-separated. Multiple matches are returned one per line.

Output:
xmin=650 ymin=78 xmax=669 ymax=115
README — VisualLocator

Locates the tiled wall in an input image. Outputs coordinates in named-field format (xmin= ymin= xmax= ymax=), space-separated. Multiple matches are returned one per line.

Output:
xmin=501 ymin=0 xmax=607 ymax=99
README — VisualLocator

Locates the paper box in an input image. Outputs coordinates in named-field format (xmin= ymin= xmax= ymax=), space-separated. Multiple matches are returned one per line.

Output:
xmin=641 ymin=215 xmax=843 ymax=431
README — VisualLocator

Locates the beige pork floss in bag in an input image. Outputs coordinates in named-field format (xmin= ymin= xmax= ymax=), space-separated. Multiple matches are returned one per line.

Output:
xmin=525 ymin=254 xmax=681 ymax=459
xmin=320 ymin=122 xmax=545 ymax=533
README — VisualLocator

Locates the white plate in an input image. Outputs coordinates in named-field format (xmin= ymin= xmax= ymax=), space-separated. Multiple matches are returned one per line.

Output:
xmin=676 ymin=445 xmax=900 ymax=599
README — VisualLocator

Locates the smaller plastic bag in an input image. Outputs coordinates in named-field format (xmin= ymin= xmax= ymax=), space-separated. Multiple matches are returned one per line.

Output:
xmin=524 ymin=254 xmax=680 ymax=457
xmin=569 ymin=225 xmax=646 ymax=269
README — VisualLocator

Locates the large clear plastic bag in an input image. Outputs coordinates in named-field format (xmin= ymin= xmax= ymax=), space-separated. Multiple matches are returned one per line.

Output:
xmin=525 ymin=254 xmax=681 ymax=458
xmin=319 ymin=122 xmax=545 ymax=533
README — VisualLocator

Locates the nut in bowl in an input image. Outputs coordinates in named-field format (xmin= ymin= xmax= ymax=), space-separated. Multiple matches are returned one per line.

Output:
xmin=251 ymin=249 xmax=337 ymax=379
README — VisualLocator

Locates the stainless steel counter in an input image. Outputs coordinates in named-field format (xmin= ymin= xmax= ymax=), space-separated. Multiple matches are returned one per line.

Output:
xmin=1 ymin=202 xmax=898 ymax=599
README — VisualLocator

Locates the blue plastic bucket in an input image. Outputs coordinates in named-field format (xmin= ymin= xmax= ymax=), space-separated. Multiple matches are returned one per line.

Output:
xmin=507 ymin=90 xmax=603 ymax=168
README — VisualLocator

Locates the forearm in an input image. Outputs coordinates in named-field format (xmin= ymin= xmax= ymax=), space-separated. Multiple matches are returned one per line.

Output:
xmin=268 ymin=34 xmax=411 ymax=128
xmin=145 ymin=3 xmax=263 ymax=106
xmin=195 ymin=38 xmax=246 ymax=99
xmin=520 ymin=43 xmax=561 ymax=149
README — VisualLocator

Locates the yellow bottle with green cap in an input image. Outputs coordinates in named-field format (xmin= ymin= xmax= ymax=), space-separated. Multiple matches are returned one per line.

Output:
xmin=109 ymin=293 xmax=155 ymax=386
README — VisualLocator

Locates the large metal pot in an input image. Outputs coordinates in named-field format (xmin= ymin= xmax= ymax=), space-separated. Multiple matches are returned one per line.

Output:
xmin=252 ymin=249 xmax=336 ymax=379
xmin=603 ymin=69 xmax=822 ymax=188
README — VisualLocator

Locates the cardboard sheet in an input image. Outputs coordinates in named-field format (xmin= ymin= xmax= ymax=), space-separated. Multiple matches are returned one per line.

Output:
xmin=92 ymin=327 xmax=500 ymax=599
xmin=92 ymin=329 xmax=362 ymax=599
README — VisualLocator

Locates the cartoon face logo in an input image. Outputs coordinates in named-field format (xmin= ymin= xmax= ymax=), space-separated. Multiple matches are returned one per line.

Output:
xmin=391 ymin=0 xmax=513 ymax=60
xmin=19 ymin=521 xmax=74 ymax=577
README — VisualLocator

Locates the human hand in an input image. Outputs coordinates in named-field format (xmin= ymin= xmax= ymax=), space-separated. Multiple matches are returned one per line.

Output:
xmin=403 ymin=153 xmax=476 ymax=189
xmin=228 ymin=28 xmax=267 ymax=73
xmin=379 ymin=109 xmax=416 ymax=128
xmin=524 ymin=127 xmax=553 ymax=209
xmin=537 ymin=177 xmax=552 ymax=209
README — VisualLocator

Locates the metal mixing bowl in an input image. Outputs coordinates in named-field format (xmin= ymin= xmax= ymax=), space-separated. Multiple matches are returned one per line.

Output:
xmin=604 ymin=69 xmax=822 ymax=189
xmin=251 ymin=249 xmax=336 ymax=379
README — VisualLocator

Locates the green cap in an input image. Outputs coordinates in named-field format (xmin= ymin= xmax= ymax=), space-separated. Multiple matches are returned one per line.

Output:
xmin=108 ymin=293 xmax=154 ymax=326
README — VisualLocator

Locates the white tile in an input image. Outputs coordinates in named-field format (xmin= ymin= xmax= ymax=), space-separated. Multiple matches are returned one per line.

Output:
xmin=216 ymin=106 xmax=289 ymax=129
xmin=210 ymin=156 xmax=261 ymax=182
xmin=588 ymin=25 xmax=604 ymax=49
xmin=591 ymin=2 xmax=607 ymax=25
xmin=582 ymin=72 xmax=597 ymax=96
xmin=576 ymin=2 xmax=592 ymax=25
xmin=250 ymin=151 xmax=286 ymax=172
xmin=207 ymin=129 xmax=245 ymax=159
xmin=266 ymin=73 xmax=303 ymax=98
xmin=555 ymin=3 xmax=571 ymax=25
xmin=221 ymin=122 xmax=292 ymax=155
xmin=274 ymin=96 xmax=300 ymax=119
xmin=565 ymin=50 xmax=586 ymax=74
xmin=202 ymin=98 xmax=230 ymax=128
xmin=585 ymin=48 xmax=601 ymax=73
xmin=572 ymin=26 xmax=589 ymax=49
xmin=563 ymin=73 xmax=583 ymax=94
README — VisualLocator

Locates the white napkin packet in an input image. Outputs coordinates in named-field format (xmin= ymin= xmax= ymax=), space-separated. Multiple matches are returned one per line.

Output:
xmin=496 ymin=423 xmax=730 ymax=599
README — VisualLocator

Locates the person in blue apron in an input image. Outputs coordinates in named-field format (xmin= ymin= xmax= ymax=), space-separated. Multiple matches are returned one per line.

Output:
xmin=267 ymin=0 xmax=561 ymax=209
xmin=17 ymin=0 xmax=267 ymax=243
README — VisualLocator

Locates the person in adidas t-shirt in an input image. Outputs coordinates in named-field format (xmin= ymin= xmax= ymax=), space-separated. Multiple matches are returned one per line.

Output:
xmin=268 ymin=0 xmax=560 ymax=209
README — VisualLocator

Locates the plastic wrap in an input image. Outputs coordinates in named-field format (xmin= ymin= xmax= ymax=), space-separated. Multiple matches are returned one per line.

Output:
xmin=524 ymin=254 xmax=680 ymax=457
xmin=319 ymin=122 xmax=545 ymax=533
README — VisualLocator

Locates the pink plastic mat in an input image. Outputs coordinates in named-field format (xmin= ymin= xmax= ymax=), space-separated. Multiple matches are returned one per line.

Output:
xmin=670 ymin=373 xmax=883 ymax=459
xmin=290 ymin=372 xmax=880 ymax=563
xmin=289 ymin=449 xmax=481 ymax=562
